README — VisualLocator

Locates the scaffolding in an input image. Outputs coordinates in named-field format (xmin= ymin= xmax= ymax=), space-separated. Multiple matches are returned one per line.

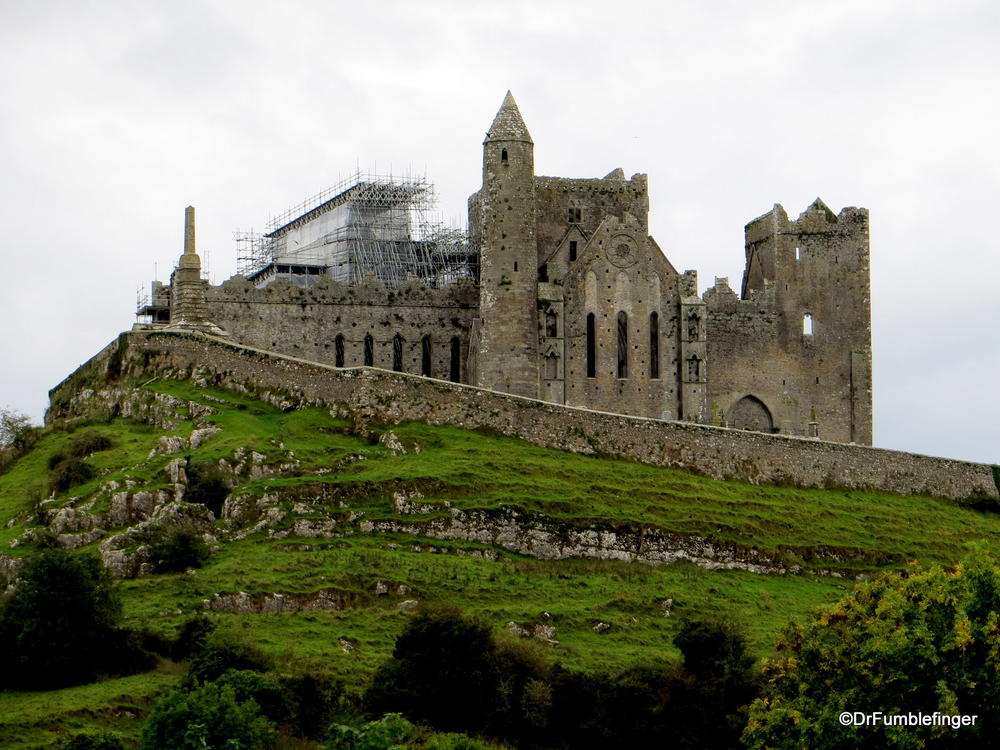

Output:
xmin=234 ymin=171 xmax=476 ymax=288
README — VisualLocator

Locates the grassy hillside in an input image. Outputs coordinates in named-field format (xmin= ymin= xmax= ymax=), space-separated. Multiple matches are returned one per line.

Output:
xmin=1 ymin=378 xmax=998 ymax=746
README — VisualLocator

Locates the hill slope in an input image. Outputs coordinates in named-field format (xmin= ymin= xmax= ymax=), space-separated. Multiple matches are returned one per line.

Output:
xmin=1 ymin=378 xmax=998 ymax=746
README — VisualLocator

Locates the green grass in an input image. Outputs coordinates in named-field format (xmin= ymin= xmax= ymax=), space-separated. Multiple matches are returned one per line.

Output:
xmin=2 ymin=377 xmax=999 ymax=743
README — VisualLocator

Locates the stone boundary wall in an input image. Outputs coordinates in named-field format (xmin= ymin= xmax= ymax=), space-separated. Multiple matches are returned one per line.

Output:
xmin=49 ymin=330 xmax=998 ymax=502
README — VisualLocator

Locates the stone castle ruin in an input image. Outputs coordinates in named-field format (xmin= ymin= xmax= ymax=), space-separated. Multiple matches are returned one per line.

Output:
xmin=137 ymin=92 xmax=872 ymax=445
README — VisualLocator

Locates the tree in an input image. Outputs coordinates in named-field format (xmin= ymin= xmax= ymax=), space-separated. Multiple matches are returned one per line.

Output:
xmin=743 ymin=554 xmax=1000 ymax=749
xmin=0 ymin=407 xmax=35 ymax=450
xmin=366 ymin=610 xmax=503 ymax=734
xmin=0 ymin=549 xmax=145 ymax=689
xmin=142 ymin=681 xmax=276 ymax=750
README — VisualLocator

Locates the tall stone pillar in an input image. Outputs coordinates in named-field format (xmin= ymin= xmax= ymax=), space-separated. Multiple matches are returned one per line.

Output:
xmin=168 ymin=206 xmax=226 ymax=335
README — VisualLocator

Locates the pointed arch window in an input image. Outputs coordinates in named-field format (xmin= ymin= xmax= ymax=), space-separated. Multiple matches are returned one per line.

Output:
xmin=421 ymin=335 xmax=432 ymax=376
xmin=649 ymin=312 xmax=659 ymax=379
xmin=363 ymin=334 xmax=374 ymax=366
xmin=449 ymin=336 xmax=461 ymax=382
xmin=586 ymin=313 xmax=596 ymax=378
xmin=335 ymin=334 xmax=345 ymax=367
xmin=392 ymin=334 xmax=404 ymax=371
xmin=687 ymin=312 xmax=700 ymax=340
xmin=617 ymin=311 xmax=628 ymax=378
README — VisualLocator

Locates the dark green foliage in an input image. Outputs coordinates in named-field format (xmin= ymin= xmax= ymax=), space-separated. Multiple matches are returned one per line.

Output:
xmin=0 ymin=549 xmax=150 ymax=689
xmin=366 ymin=610 xmax=503 ymax=734
xmin=142 ymin=680 xmax=276 ymax=750
xmin=48 ymin=456 xmax=95 ymax=494
xmin=185 ymin=632 xmax=274 ymax=685
xmin=281 ymin=672 xmax=344 ymax=740
xmin=184 ymin=461 xmax=229 ymax=517
xmin=671 ymin=619 xmax=759 ymax=749
xmin=744 ymin=555 xmax=1000 ymax=749
xmin=326 ymin=713 xmax=415 ymax=750
xmin=58 ymin=733 xmax=126 ymax=750
xmin=149 ymin=529 xmax=210 ymax=573
xmin=171 ymin=614 xmax=217 ymax=661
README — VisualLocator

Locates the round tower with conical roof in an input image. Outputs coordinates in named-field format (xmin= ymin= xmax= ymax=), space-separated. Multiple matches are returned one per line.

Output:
xmin=474 ymin=91 xmax=539 ymax=398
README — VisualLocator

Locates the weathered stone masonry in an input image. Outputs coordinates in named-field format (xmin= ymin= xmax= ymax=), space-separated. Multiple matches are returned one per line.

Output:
xmin=49 ymin=331 xmax=997 ymax=502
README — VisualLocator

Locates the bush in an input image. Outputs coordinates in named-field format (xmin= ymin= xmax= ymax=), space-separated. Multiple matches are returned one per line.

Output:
xmin=425 ymin=734 xmax=494 ymax=750
xmin=0 ymin=549 xmax=144 ymax=689
xmin=143 ymin=681 xmax=276 ymax=750
xmin=68 ymin=430 xmax=113 ymax=458
xmin=149 ymin=529 xmax=210 ymax=573
xmin=366 ymin=610 xmax=502 ymax=734
xmin=214 ymin=669 xmax=291 ymax=725
xmin=743 ymin=555 xmax=1000 ymax=749
xmin=185 ymin=462 xmax=229 ymax=516
xmin=281 ymin=672 xmax=344 ymax=740
xmin=48 ymin=456 xmax=95 ymax=494
xmin=171 ymin=614 xmax=217 ymax=661
xmin=326 ymin=713 xmax=415 ymax=750
xmin=186 ymin=632 xmax=274 ymax=685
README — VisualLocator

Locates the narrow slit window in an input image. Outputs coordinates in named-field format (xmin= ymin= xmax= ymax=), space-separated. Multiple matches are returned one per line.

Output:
xmin=363 ymin=334 xmax=374 ymax=366
xmin=392 ymin=334 xmax=404 ymax=371
xmin=687 ymin=355 xmax=701 ymax=380
xmin=569 ymin=240 xmax=577 ymax=261
xmin=803 ymin=313 xmax=814 ymax=336
xmin=545 ymin=310 xmax=558 ymax=337
xmin=649 ymin=312 xmax=659 ymax=378
xmin=449 ymin=337 xmax=461 ymax=382
xmin=421 ymin=335 xmax=432 ymax=376
xmin=617 ymin=311 xmax=628 ymax=378
xmin=586 ymin=313 xmax=596 ymax=378
xmin=795 ymin=246 xmax=801 ymax=261
xmin=335 ymin=334 xmax=345 ymax=367
xmin=501 ymin=148 xmax=508 ymax=164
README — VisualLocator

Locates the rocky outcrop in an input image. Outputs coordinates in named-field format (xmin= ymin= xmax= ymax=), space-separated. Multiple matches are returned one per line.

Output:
xmin=203 ymin=588 xmax=352 ymax=614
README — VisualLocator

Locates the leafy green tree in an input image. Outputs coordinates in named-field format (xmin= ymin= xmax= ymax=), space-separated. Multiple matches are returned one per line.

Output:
xmin=743 ymin=555 xmax=1000 ymax=749
xmin=0 ymin=549 xmax=141 ymax=689
xmin=149 ymin=528 xmax=210 ymax=573
xmin=142 ymin=681 xmax=276 ymax=750
xmin=185 ymin=631 xmax=274 ymax=685
xmin=326 ymin=713 xmax=415 ymax=750
xmin=58 ymin=733 xmax=126 ymax=750
xmin=366 ymin=611 xmax=502 ymax=734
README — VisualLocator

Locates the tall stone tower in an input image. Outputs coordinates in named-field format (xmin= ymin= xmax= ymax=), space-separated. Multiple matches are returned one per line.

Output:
xmin=473 ymin=91 xmax=539 ymax=398
xmin=168 ymin=206 xmax=226 ymax=336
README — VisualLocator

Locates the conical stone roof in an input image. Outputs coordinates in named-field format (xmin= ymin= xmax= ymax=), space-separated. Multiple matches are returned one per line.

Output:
xmin=486 ymin=90 xmax=532 ymax=144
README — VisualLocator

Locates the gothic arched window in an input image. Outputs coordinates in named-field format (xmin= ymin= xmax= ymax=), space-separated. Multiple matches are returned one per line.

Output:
xmin=617 ymin=311 xmax=628 ymax=378
xmin=392 ymin=334 xmax=404 ymax=372
xmin=421 ymin=335 xmax=432 ymax=376
xmin=586 ymin=313 xmax=596 ymax=378
xmin=363 ymin=334 xmax=374 ymax=367
xmin=649 ymin=312 xmax=659 ymax=379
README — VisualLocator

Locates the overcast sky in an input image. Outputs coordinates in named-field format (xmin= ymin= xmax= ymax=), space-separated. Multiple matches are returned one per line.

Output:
xmin=1 ymin=0 xmax=997 ymax=463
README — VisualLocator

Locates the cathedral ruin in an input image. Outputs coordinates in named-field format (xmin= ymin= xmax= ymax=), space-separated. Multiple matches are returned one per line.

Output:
xmin=138 ymin=92 xmax=872 ymax=445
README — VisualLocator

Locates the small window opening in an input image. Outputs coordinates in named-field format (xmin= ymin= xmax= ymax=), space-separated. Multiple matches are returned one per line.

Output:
xmin=795 ymin=246 xmax=801 ymax=261
xmin=335 ymin=334 xmax=345 ymax=367
xmin=514 ymin=261 xmax=518 ymax=272
xmin=687 ymin=355 xmax=701 ymax=380
xmin=392 ymin=334 xmax=404 ymax=372
xmin=803 ymin=313 xmax=814 ymax=336
xmin=649 ymin=312 xmax=659 ymax=378
xmin=568 ymin=207 xmax=581 ymax=223
xmin=501 ymin=148 xmax=508 ymax=164
xmin=363 ymin=334 xmax=374 ymax=366
xmin=545 ymin=310 xmax=558 ymax=337
xmin=421 ymin=335 xmax=432 ymax=376
xmin=616 ymin=311 xmax=629 ymax=378
xmin=687 ymin=312 xmax=700 ymax=340
xmin=449 ymin=337 xmax=461 ymax=382
xmin=569 ymin=240 xmax=577 ymax=261
xmin=538 ymin=263 xmax=548 ymax=282
xmin=586 ymin=313 xmax=596 ymax=378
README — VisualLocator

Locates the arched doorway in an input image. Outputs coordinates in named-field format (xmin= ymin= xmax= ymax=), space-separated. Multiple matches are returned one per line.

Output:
xmin=727 ymin=395 xmax=774 ymax=433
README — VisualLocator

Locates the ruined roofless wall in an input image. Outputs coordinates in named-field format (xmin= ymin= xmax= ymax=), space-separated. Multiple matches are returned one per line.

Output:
xmin=50 ymin=330 xmax=998 ymax=502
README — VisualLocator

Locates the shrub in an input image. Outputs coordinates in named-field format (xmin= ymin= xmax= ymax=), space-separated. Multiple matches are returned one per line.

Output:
xmin=171 ymin=614 xmax=217 ymax=660
xmin=142 ymin=681 xmax=276 ymax=750
xmin=424 ymin=734 xmax=493 ymax=750
xmin=366 ymin=610 xmax=502 ymax=734
xmin=215 ymin=669 xmax=291 ymax=725
xmin=326 ymin=713 xmax=415 ymax=750
xmin=48 ymin=456 xmax=95 ymax=493
xmin=186 ymin=632 xmax=274 ymax=685
xmin=68 ymin=430 xmax=113 ymax=457
xmin=281 ymin=672 xmax=344 ymax=740
xmin=743 ymin=555 xmax=1000 ymax=749
xmin=0 ymin=549 xmax=141 ymax=689
xmin=149 ymin=529 xmax=210 ymax=573
xmin=185 ymin=462 xmax=229 ymax=516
